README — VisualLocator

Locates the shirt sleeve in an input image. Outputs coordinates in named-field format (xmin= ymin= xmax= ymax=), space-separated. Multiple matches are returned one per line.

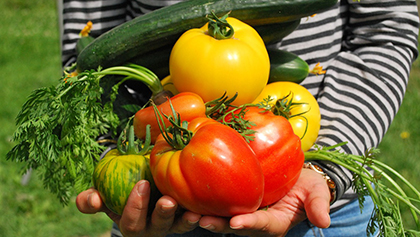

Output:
xmin=318 ymin=0 xmax=418 ymax=207
xmin=59 ymin=0 xmax=129 ymax=67
xmin=58 ymin=0 xmax=186 ymax=68
xmin=278 ymin=0 xmax=418 ymax=207
xmin=316 ymin=0 xmax=419 ymax=156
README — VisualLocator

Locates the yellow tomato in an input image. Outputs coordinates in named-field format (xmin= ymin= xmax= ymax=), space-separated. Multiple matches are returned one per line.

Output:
xmin=169 ymin=17 xmax=270 ymax=106
xmin=252 ymin=82 xmax=321 ymax=151
xmin=161 ymin=75 xmax=179 ymax=96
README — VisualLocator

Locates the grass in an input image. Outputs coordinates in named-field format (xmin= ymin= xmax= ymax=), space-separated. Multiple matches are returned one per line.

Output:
xmin=0 ymin=0 xmax=112 ymax=236
xmin=377 ymin=58 xmax=420 ymax=230
xmin=0 ymin=0 xmax=419 ymax=236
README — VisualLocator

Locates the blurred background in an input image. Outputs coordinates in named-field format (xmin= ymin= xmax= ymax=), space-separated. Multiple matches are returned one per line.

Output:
xmin=0 ymin=0 xmax=419 ymax=236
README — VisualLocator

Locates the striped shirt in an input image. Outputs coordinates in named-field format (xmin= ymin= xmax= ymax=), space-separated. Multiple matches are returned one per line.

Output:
xmin=59 ymin=0 xmax=419 ymax=231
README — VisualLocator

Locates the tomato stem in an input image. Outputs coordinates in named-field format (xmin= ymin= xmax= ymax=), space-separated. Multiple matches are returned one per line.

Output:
xmin=204 ymin=92 xmax=238 ymax=118
xmin=207 ymin=11 xmax=234 ymax=40
xmin=269 ymin=93 xmax=310 ymax=140
xmin=203 ymin=93 xmax=259 ymax=142
xmin=117 ymin=125 xmax=152 ymax=155
xmin=152 ymin=100 xmax=193 ymax=150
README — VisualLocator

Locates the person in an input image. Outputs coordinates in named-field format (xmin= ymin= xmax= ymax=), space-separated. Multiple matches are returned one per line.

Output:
xmin=59 ymin=0 xmax=419 ymax=236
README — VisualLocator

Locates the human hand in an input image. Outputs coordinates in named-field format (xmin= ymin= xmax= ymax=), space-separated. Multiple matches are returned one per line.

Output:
xmin=197 ymin=168 xmax=331 ymax=237
xmin=76 ymin=180 xmax=201 ymax=237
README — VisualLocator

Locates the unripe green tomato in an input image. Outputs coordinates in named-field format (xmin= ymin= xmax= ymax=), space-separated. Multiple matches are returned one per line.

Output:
xmin=92 ymin=150 xmax=155 ymax=215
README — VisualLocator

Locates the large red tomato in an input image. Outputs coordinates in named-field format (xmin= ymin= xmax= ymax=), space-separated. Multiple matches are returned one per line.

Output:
xmin=239 ymin=106 xmax=304 ymax=207
xmin=149 ymin=117 xmax=264 ymax=216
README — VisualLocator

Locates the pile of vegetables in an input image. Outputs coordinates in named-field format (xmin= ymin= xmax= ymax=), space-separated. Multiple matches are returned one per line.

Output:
xmin=5 ymin=0 xmax=420 ymax=236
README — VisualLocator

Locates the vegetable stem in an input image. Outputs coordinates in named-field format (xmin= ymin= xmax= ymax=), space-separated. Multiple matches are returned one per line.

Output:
xmin=304 ymin=145 xmax=420 ymax=234
xmin=207 ymin=12 xmax=234 ymax=40
xmin=117 ymin=125 xmax=152 ymax=156
xmin=98 ymin=64 xmax=164 ymax=97
xmin=152 ymin=100 xmax=193 ymax=150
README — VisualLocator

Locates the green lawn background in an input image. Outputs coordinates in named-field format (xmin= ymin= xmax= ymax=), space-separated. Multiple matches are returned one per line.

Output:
xmin=0 ymin=0 xmax=419 ymax=236
xmin=0 ymin=1 xmax=112 ymax=236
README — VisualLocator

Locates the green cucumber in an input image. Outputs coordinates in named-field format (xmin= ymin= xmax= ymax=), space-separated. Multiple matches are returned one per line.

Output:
xmin=76 ymin=0 xmax=337 ymax=72
xmin=76 ymin=21 xmax=95 ymax=56
xmin=76 ymin=35 xmax=95 ymax=56
xmin=268 ymin=48 xmax=310 ymax=84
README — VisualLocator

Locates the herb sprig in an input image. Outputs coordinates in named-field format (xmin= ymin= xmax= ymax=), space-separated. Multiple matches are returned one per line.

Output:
xmin=305 ymin=143 xmax=420 ymax=237
xmin=6 ymin=64 xmax=163 ymax=204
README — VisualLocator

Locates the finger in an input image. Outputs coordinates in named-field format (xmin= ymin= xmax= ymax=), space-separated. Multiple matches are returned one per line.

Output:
xmin=199 ymin=212 xmax=286 ymax=237
xmin=170 ymin=211 xmax=201 ymax=234
xmin=304 ymin=181 xmax=331 ymax=228
xmin=229 ymin=210 xmax=289 ymax=236
xmin=76 ymin=188 xmax=104 ymax=214
xmin=199 ymin=216 xmax=231 ymax=233
xmin=119 ymin=180 xmax=151 ymax=237
xmin=147 ymin=195 xmax=178 ymax=234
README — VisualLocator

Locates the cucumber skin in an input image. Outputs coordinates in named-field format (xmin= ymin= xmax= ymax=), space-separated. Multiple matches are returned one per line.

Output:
xmin=76 ymin=0 xmax=337 ymax=72
xmin=76 ymin=35 xmax=95 ymax=56
xmin=268 ymin=48 xmax=310 ymax=84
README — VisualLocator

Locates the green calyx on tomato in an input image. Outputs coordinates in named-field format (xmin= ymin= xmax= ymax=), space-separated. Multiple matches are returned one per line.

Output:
xmin=92 ymin=125 xmax=159 ymax=215
xmin=117 ymin=125 xmax=151 ymax=156
xmin=215 ymin=105 xmax=257 ymax=142
xmin=133 ymin=92 xmax=207 ymax=144
xmin=268 ymin=92 xmax=311 ymax=139
xmin=133 ymin=91 xmax=240 ymax=145
xmin=151 ymin=99 xmax=193 ymax=150
xmin=253 ymin=82 xmax=321 ymax=152
xmin=207 ymin=12 xmax=234 ymax=40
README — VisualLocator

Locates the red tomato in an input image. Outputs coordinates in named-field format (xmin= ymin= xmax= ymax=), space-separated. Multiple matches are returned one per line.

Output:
xmin=149 ymin=117 xmax=264 ymax=216
xmin=240 ymin=107 xmax=304 ymax=207
xmin=133 ymin=92 xmax=206 ymax=143
xmin=253 ymin=82 xmax=321 ymax=152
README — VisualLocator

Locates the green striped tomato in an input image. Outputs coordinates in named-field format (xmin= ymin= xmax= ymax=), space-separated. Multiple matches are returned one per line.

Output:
xmin=92 ymin=149 xmax=154 ymax=215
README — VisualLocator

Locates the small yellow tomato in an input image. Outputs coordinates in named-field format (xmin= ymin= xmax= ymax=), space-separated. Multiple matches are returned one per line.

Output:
xmin=161 ymin=75 xmax=179 ymax=96
xmin=253 ymin=82 xmax=321 ymax=151
xmin=170 ymin=17 xmax=270 ymax=105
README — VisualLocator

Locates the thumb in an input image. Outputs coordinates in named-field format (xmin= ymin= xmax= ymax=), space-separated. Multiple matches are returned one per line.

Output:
xmin=76 ymin=188 xmax=105 ymax=214
xmin=304 ymin=178 xmax=331 ymax=228
xmin=306 ymin=195 xmax=331 ymax=228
